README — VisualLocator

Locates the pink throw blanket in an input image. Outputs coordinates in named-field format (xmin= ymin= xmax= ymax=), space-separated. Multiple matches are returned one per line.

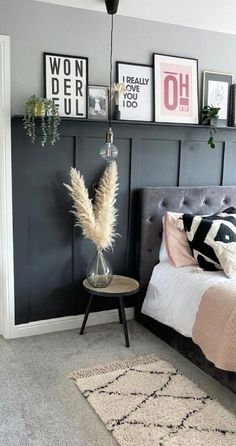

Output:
xmin=192 ymin=281 xmax=236 ymax=372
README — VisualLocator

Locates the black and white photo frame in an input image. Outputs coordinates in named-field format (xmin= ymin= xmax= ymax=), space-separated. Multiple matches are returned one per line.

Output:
xmin=202 ymin=71 xmax=233 ymax=126
xmin=116 ymin=62 xmax=153 ymax=121
xmin=88 ymin=85 xmax=109 ymax=120
xmin=44 ymin=52 xmax=88 ymax=118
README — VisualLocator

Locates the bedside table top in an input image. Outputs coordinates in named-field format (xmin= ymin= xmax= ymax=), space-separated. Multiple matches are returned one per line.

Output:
xmin=83 ymin=275 xmax=139 ymax=297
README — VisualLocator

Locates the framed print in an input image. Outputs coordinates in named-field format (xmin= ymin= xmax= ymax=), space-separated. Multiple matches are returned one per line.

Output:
xmin=88 ymin=85 xmax=109 ymax=120
xmin=230 ymin=84 xmax=236 ymax=126
xmin=154 ymin=53 xmax=199 ymax=124
xmin=202 ymin=71 xmax=233 ymax=126
xmin=44 ymin=52 xmax=88 ymax=118
xmin=116 ymin=62 xmax=153 ymax=121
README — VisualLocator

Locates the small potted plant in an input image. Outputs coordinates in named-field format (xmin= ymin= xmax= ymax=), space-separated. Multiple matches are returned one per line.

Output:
xmin=201 ymin=105 xmax=220 ymax=149
xmin=111 ymin=83 xmax=127 ymax=120
xmin=23 ymin=95 xmax=61 ymax=147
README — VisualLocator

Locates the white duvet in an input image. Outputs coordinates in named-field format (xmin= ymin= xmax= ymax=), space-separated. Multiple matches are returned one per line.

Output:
xmin=141 ymin=261 xmax=228 ymax=337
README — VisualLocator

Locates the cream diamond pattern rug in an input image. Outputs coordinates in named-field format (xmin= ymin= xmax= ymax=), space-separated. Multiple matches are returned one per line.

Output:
xmin=70 ymin=354 xmax=236 ymax=445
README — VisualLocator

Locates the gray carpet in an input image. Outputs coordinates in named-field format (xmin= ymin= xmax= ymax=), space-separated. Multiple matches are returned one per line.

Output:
xmin=0 ymin=320 xmax=236 ymax=446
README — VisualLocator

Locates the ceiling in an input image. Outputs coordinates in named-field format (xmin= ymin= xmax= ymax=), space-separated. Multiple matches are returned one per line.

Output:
xmin=34 ymin=0 xmax=236 ymax=35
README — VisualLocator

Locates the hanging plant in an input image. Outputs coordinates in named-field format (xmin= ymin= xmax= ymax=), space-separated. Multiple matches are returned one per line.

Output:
xmin=201 ymin=105 xmax=220 ymax=149
xmin=23 ymin=95 xmax=61 ymax=147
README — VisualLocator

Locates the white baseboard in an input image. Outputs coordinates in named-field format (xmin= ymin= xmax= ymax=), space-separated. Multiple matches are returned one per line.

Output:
xmin=7 ymin=307 xmax=135 ymax=339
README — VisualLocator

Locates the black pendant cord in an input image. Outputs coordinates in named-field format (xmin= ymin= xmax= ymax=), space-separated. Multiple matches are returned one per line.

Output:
xmin=108 ymin=13 xmax=114 ymax=128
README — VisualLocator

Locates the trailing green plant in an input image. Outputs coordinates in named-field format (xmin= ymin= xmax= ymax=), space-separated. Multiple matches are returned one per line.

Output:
xmin=23 ymin=95 xmax=61 ymax=147
xmin=201 ymin=105 xmax=220 ymax=149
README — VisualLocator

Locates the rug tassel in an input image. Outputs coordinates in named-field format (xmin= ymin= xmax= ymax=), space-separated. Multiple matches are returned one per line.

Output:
xmin=69 ymin=353 xmax=160 ymax=380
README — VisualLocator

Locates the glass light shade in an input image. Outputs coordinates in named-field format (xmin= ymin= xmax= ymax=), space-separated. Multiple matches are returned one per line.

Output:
xmin=100 ymin=142 xmax=118 ymax=161
xmin=99 ymin=127 xmax=118 ymax=161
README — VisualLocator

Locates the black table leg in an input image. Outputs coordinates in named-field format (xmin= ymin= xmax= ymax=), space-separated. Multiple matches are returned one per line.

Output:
xmin=118 ymin=305 xmax=122 ymax=324
xmin=118 ymin=296 xmax=130 ymax=347
xmin=80 ymin=294 xmax=93 ymax=335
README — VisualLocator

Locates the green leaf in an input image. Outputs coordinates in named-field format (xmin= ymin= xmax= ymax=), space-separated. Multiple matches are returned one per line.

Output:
xmin=208 ymin=136 xmax=213 ymax=144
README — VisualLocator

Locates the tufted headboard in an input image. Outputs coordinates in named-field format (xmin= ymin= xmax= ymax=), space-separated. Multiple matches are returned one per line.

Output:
xmin=138 ymin=186 xmax=236 ymax=288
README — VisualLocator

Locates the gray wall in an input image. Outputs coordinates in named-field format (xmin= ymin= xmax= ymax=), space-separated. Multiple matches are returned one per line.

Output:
xmin=1 ymin=0 xmax=236 ymax=115
xmin=12 ymin=116 xmax=236 ymax=323
xmin=7 ymin=1 xmax=236 ymax=323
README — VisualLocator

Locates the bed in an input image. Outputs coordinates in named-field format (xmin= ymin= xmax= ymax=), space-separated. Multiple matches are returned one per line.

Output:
xmin=136 ymin=186 xmax=236 ymax=393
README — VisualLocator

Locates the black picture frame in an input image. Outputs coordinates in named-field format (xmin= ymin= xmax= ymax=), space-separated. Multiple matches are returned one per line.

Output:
xmin=44 ymin=52 xmax=88 ymax=118
xmin=153 ymin=53 xmax=199 ymax=124
xmin=116 ymin=61 xmax=153 ymax=121
xmin=202 ymin=71 xmax=233 ymax=127
xmin=230 ymin=84 xmax=236 ymax=127
xmin=88 ymin=85 xmax=109 ymax=120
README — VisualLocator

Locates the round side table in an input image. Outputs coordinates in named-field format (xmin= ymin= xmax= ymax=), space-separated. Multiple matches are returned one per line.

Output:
xmin=80 ymin=275 xmax=139 ymax=348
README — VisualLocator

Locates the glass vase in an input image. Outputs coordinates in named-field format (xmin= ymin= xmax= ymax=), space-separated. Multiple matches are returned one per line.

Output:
xmin=86 ymin=249 xmax=113 ymax=288
xmin=113 ymin=104 xmax=121 ymax=120
xmin=210 ymin=117 xmax=218 ymax=127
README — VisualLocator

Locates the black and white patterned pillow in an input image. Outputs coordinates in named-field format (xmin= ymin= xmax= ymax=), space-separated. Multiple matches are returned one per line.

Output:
xmin=182 ymin=208 xmax=236 ymax=271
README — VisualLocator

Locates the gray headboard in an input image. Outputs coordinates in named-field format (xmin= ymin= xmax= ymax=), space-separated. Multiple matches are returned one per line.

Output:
xmin=138 ymin=186 xmax=236 ymax=288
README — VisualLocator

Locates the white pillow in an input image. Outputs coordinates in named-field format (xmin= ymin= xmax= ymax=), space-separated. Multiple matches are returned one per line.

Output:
xmin=214 ymin=242 xmax=236 ymax=279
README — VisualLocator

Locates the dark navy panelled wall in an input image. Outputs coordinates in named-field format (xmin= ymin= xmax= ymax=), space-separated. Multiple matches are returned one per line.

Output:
xmin=11 ymin=117 xmax=236 ymax=324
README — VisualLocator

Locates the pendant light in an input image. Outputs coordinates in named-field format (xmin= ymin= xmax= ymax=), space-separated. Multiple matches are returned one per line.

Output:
xmin=99 ymin=0 xmax=119 ymax=161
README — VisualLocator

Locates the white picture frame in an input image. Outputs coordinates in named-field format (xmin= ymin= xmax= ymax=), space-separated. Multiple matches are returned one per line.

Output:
xmin=44 ymin=52 xmax=88 ymax=118
xmin=116 ymin=62 xmax=153 ymax=121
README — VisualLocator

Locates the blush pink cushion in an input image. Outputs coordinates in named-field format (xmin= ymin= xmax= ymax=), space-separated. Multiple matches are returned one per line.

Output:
xmin=163 ymin=211 xmax=197 ymax=268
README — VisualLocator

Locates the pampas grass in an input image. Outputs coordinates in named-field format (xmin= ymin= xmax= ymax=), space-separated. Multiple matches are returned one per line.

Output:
xmin=64 ymin=162 xmax=119 ymax=250
xmin=111 ymin=83 xmax=127 ymax=105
